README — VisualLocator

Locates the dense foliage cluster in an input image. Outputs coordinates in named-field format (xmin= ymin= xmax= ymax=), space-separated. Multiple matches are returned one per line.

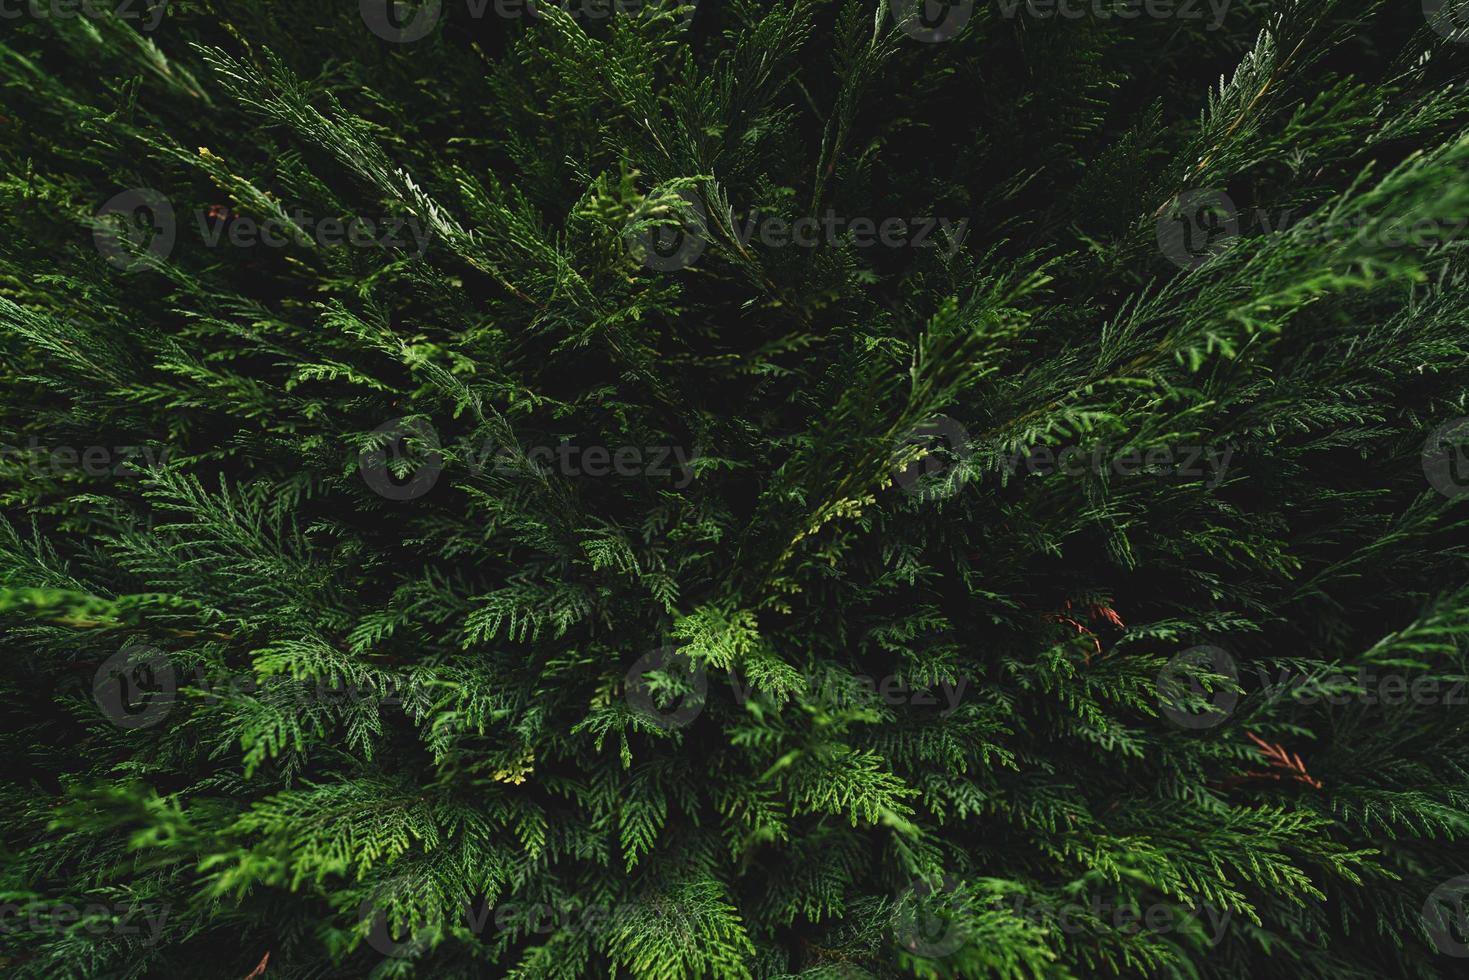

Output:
xmin=3 ymin=1 xmax=1469 ymax=977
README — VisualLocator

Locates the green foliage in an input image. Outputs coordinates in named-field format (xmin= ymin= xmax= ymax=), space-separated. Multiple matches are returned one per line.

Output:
xmin=2 ymin=1 xmax=1469 ymax=977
